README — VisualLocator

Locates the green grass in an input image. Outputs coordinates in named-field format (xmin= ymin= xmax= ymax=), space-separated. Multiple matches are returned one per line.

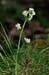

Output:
xmin=0 ymin=24 xmax=49 ymax=75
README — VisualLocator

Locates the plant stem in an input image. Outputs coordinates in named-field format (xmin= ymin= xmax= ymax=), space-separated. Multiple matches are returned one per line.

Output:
xmin=17 ymin=20 xmax=27 ymax=54
xmin=15 ymin=20 xmax=27 ymax=75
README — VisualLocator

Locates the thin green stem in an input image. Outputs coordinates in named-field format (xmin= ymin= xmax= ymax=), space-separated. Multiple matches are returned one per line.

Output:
xmin=17 ymin=20 xmax=27 ymax=54
xmin=39 ymin=47 xmax=49 ymax=54
xmin=15 ymin=20 xmax=27 ymax=75
xmin=0 ymin=23 xmax=12 ymax=54
xmin=0 ymin=23 xmax=16 ymax=61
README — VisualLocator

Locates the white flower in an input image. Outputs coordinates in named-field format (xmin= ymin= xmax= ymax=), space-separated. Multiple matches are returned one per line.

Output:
xmin=29 ymin=8 xmax=34 ymax=11
xmin=22 ymin=10 xmax=28 ymax=16
xmin=28 ymin=8 xmax=35 ymax=21
xmin=29 ymin=8 xmax=35 ymax=16
xmin=24 ymin=37 xmax=30 ymax=43
xmin=32 ymin=10 xmax=35 ymax=16
xmin=28 ymin=14 xmax=33 ymax=21
xmin=15 ymin=23 xmax=21 ymax=30
xmin=22 ymin=8 xmax=35 ymax=21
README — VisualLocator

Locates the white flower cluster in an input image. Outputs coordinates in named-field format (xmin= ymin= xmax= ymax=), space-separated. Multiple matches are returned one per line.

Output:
xmin=22 ymin=8 xmax=35 ymax=21
xmin=15 ymin=23 xmax=21 ymax=30
xmin=24 ymin=37 xmax=30 ymax=43
xmin=15 ymin=8 xmax=35 ymax=43
xmin=15 ymin=8 xmax=35 ymax=30
xmin=15 ymin=23 xmax=30 ymax=43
